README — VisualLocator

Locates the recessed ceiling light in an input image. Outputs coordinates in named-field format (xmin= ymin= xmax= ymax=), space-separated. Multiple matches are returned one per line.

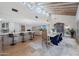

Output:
xmin=35 ymin=16 xmax=38 ymax=19
xmin=12 ymin=8 xmax=18 ymax=12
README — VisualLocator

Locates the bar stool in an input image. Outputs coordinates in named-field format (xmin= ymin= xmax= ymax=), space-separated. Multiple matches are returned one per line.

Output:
xmin=32 ymin=32 xmax=35 ymax=38
xmin=29 ymin=32 xmax=33 ymax=40
xmin=0 ymin=35 xmax=5 ymax=51
xmin=20 ymin=33 xmax=25 ymax=42
xmin=8 ymin=33 xmax=16 ymax=46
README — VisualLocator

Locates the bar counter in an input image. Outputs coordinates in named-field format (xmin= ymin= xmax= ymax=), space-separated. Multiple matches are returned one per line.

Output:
xmin=0 ymin=31 xmax=35 ymax=51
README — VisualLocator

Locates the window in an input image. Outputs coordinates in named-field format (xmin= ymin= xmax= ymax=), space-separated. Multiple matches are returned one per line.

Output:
xmin=35 ymin=7 xmax=42 ymax=13
xmin=23 ymin=2 xmax=49 ymax=17
xmin=26 ymin=3 xmax=33 ymax=9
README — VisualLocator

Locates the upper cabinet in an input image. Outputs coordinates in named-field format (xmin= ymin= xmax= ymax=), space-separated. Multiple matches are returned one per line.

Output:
xmin=1 ymin=22 xmax=9 ymax=33
xmin=21 ymin=25 xmax=25 ymax=32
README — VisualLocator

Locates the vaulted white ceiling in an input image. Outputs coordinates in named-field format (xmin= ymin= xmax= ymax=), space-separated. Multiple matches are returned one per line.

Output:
xmin=0 ymin=2 xmax=78 ymax=26
xmin=0 ymin=2 xmax=48 ymax=26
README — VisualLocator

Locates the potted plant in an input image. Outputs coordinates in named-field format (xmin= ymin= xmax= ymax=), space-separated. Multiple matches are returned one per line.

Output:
xmin=69 ymin=29 xmax=76 ymax=38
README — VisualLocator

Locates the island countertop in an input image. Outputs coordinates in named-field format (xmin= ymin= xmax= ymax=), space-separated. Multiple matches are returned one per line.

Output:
xmin=0 ymin=31 xmax=35 ymax=36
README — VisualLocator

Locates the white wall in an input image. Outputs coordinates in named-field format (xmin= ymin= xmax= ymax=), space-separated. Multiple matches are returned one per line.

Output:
xmin=9 ymin=22 xmax=15 ymax=32
xmin=49 ymin=14 xmax=76 ymax=29
xmin=9 ymin=22 xmax=21 ymax=32
xmin=32 ymin=26 xmax=41 ymax=31
xmin=75 ymin=5 xmax=79 ymax=42
xmin=0 ymin=21 xmax=1 ymax=33
xmin=25 ymin=25 xmax=32 ymax=31
xmin=76 ymin=5 xmax=79 ymax=20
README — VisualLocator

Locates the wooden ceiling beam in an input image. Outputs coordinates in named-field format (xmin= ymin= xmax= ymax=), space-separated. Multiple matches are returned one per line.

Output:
xmin=39 ymin=2 xmax=79 ymax=7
